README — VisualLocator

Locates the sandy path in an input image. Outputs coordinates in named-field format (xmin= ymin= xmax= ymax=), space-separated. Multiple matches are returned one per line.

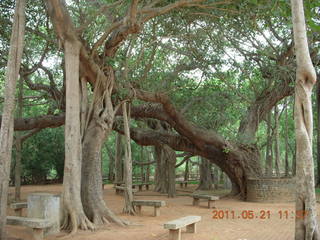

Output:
xmin=6 ymin=184 xmax=317 ymax=240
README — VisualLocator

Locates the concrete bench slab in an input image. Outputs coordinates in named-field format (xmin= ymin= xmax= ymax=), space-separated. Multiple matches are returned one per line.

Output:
xmin=10 ymin=202 xmax=28 ymax=209
xmin=132 ymin=200 xmax=165 ymax=217
xmin=164 ymin=216 xmax=201 ymax=240
xmin=192 ymin=194 xmax=219 ymax=208
xmin=7 ymin=216 xmax=53 ymax=228
xmin=10 ymin=202 xmax=28 ymax=216
xmin=115 ymin=186 xmax=138 ymax=195
xmin=132 ymin=200 xmax=165 ymax=207
xmin=131 ymin=183 xmax=152 ymax=191
xmin=7 ymin=216 xmax=53 ymax=240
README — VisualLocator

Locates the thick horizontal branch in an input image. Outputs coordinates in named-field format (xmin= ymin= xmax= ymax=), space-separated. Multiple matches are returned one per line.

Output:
xmin=4 ymin=114 xmax=65 ymax=131
xmin=134 ymin=89 xmax=228 ymax=151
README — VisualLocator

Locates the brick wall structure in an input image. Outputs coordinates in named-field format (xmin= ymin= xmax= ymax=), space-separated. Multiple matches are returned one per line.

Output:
xmin=246 ymin=177 xmax=295 ymax=203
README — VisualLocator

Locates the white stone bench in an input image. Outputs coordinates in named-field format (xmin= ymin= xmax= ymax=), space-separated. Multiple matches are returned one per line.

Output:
xmin=164 ymin=216 xmax=201 ymax=240
xmin=132 ymin=200 xmax=165 ymax=217
xmin=10 ymin=202 xmax=28 ymax=216
xmin=192 ymin=194 xmax=219 ymax=208
xmin=7 ymin=216 xmax=53 ymax=240
xmin=115 ymin=186 xmax=138 ymax=195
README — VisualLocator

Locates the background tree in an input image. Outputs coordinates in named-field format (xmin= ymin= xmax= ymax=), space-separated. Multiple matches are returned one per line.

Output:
xmin=0 ymin=0 xmax=26 ymax=239
xmin=290 ymin=0 xmax=320 ymax=238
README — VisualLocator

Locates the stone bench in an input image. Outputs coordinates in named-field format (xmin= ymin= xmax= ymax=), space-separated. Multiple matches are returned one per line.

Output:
xmin=7 ymin=216 xmax=53 ymax=240
xmin=164 ymin=215 xmax=201 ymax=240
xmin=115 ymin=186 xmax=138 ymax=195
xmin=132 ymin=200 xmax=165 ymax=217
xmin=192 ymin=194 xmax=219 ymax=208
xmin=132 ymin=183 xmax=152 ymax=191
xmin=10 ymin=202 xmax=28 ymax=216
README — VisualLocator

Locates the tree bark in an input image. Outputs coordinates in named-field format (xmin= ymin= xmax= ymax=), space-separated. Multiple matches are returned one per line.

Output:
xmin=154 ymin=146 xmax=168 ymax=193
xmin=285 ymin=97 xmax=290 ymax=177
xmin=14 ymin=76 xmax=24 ymax=201
xmin=61 ymin=40 xmax=94 ymax=232
xmin=196 ymin=158 xmax=213 ymax=190
xmin=140 ymin=147 xmax=145 ymax=182
xmin=274 ymin=105 xmax=280 ymax=176
xmin=154 ymin=144 xmax=176 ymax=197
xmin=115 ymin=133 xmax=124 ymax=183
xmin=146 ymin=148 xmax=152 ymax=183
xmin=265 ymin=112 xmax=273 ymax=176
xmin=81 ymin=121 xmax=126 ymax=226
xmin=0 ymin=0 xmax=26 ymax=239
xmin=122 ymin=102 xmax=135 ymax=214
xmin=107 ymin=147 xmax=115 ymax=182
xmin=290 ymin=0 xmax=320 ymax=238
xmin=317 ymin=81 xmax=320 ymax=186
xmin=165 ymin=145 xmax=176 ymax=198
xmin=184 ymin=160 xmax=189 ymax=181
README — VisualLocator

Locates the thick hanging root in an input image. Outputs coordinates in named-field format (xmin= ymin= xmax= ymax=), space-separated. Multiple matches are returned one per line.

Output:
xmin=84 ymin=199 xmax=130 ymax=227
xmin=101 ymin=207 xmax=130 ymax=227
xmin=61 ymin=209 xmax=95 ymax=235
xmin=122 ymin=205 xmax=136 ymax=216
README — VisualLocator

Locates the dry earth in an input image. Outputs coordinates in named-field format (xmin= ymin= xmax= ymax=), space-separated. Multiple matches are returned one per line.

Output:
xmin=6 ymin=184 xmax=319 ymax=240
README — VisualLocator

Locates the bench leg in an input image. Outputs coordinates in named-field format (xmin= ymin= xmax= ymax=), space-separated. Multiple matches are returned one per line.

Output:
xmin=32 ymin=228 xmax=44 ymax=240
xmin=14 ymin=208 xmax=22 ymax=217
xmin=169 ymin=229 xmax=181 ymax=240
xmin=136 ymin=205 xmax=142 ymax=214
xmin=193 ymin=198 xmax=199 ymax=206
xmin=208 ymin=200 xmax=215 ymax=209
xmin=146 ymin=185 xmax=149 ymax=190
xmin=154 ymin=206 xmax=160 ymax=217
xmin=186 ymin=223 xmax=197 ymax=233
xmin=139 ymin=185 xmax=142 ymax=191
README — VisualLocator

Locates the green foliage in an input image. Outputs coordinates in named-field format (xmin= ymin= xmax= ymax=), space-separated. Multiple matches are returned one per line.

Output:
xmin=13 ymin=127 xmax=65 ymax=184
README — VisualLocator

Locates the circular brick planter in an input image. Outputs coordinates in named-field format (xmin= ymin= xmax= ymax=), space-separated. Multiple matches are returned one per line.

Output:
xmin=246 ymin=177 xmax=295 ymax=203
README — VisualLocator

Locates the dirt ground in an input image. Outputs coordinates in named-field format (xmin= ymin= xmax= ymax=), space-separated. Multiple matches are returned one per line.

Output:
xmin=6 ymin=184 xmax=318 ymax=240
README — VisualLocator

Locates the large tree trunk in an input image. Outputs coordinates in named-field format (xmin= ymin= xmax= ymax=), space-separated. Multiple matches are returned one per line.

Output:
xmin=14 ymin=76 xmax=24 ymax=201
xmin=154 ymin=146 xmax=168 ymax=193
xmin=80 ymin=64 xmax=128 ymax=225
xmin=0 ymin=0 xmax=26 ymax=238
xmin=154 ymin=145 xmax=176 ymax=197
xmin=317 ymin=81 xmax=320 ymax=186
xmin=197 ymin=158 xmax=213 ymax=190
xmin=81 ymin=121 xmax=126 ymax=225
xmin=208 ymin=145 xmax=261 ymax=198
xmin=290 ymin=0 xmax=320 ymax=238
xmin=61 ymin=40 xmax=94 ymax=232
xmin=165 ymin=145 xmax=176 ymax=198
